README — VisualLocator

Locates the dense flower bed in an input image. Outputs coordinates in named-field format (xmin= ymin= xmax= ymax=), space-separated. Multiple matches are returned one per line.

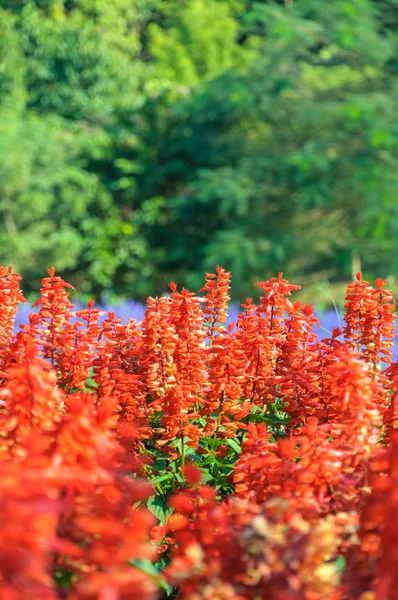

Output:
xmin=0 ymin=265 xmax=397 ymax=599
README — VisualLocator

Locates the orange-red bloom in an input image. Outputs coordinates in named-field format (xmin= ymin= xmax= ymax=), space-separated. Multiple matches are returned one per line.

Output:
xmin=0 ymin=265 xmax=396 ymax=600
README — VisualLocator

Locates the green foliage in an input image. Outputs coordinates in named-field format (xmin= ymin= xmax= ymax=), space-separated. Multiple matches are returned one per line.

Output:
xmin=0 ymin=9 xmax=25 ymax=111
xmin=0 ymin=112 xmax=101 ymax=280
xmin=138 ymin=0 xmax=398 ymax=296
xmin=147 ymin=494 xmax=174 ymax=525
xmin=148 ymin=0 xmax=246 ymax=85
xmin=19 ymin=12 xmax=130 ymax=120
xmin=129 ymin=559 xmax=173 ymax=595
xmin=1 ymin=0 xmax=398 ymax=300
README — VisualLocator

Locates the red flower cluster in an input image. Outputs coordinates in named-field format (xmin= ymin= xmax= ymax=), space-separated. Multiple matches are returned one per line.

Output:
xmin=166 ymin=484 xmax=354 ymax=600
xmin=0 ymin=265 xmax=397 ymax=599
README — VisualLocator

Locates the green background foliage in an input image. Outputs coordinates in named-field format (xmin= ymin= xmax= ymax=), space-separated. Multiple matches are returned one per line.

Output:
xmin=1 ymin=0 xmax=398 ymax=301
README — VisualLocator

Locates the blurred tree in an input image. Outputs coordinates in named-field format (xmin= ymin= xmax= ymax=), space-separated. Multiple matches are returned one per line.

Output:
xmin=147 ymin=0 xmax=248 ymax=85
xmin=0 ymin=0 xmax=161 ymax=298
xmin=1 ymin=0 xmax=398 ymax=300
xmin=0 ymin=9 xmax=25 ymax=111
xmin=133 ymin=0 xmax=398 ymax=296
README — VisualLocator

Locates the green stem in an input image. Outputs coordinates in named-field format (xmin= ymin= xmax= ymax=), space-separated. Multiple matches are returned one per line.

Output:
xmin=180 ymin=430 xmax=185 ymax=479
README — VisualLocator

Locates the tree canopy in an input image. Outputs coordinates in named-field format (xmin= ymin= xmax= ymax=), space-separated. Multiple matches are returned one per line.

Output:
xmin=1 ymin=0 xmax=398 ymax=301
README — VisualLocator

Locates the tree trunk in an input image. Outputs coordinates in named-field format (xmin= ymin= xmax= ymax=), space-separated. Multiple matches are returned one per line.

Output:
xmin=351 ymin=251 xmax=361 ymax=280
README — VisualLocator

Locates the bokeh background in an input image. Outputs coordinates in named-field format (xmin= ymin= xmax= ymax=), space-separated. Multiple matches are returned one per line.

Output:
xmin=1 ymin=0 xmax=398 ymax=309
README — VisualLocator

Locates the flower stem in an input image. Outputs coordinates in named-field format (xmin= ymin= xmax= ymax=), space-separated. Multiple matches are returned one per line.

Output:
xmin=180 ymin=430 xmax=185 ymax=479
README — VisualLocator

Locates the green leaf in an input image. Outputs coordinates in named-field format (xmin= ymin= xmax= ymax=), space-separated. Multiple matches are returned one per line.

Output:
xmin=147 ymin=495 xmax=173 ymax=525
xmin=335 ymin=555 xmax=346 ymax=572
xmin=226 ymin=438 xmax=241 ymax=453
xmin=150 ymin=473 xmax=175 ymax=485
xmin=129 ymin=559 xmax=173 ymax=595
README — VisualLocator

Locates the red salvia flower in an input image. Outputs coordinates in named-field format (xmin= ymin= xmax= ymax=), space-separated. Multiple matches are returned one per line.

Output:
xmin=344 ymin=273 xmax=395 ymax=403
xmin=235 ymin=275 xmax=302 ymax=409
xmin=255 ymin=272 xmax=301 ymax=331
xmin=0 ymin=344 xmax=64 ymax=461
xmin=0 ymin=460 xmax=62 ymax=600
xmin=349 ymin=432 xmax=398 ymax=599
xmin=166 ymin=485 xmax=350 ymax=599
xmin=93 ymin=313 xmax=151 ymax=450
xmin=169 ymin=284 xmax=207 ymax=402
xmin=344 ymin=274 xmax=395 ymax=363
xmin=0 ymin=265 xmax=396 ymax=600
xmin=58 ymin=299 xmax=102 ymax=392
xmin=274 ymin=301 xmax=321 ymax=423
xmin=200 ymin=266 xmax=231 ymax=340
xmin=236 ymin=298 xmax=274 ymax=406
xmin=32 ymin=267 xmax=74 ymax=365
xmin=0 ymin=265 xmax=27 ymax=375
xmin=204 ymin=323 xmax=250 ymax=436
xmin=0 ymin=344 xmax=156 ymax=600
xmin=141 ymin=297 xmax=177 ymax=398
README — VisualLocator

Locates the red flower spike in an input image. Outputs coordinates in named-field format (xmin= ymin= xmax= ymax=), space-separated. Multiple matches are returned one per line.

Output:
xmin=200 ymin=265 xmax=231 ymax=339
xmin=58 ymin=300 xmax=102 ymax=391
xmin=32 ymin=269 xmax=75 ymax=366
xmin=93 ymin=313 xmax=151 ymax=449
xmin=185 ymin=463 xmax=202 ymax=485
xmin=344 ymin=274 xmax=396 ymax=378
xmin=169 ymin=286 xmax=207 ymax=401
xmin=0 ymin=265 xmax=27 ymax=374
xmin=204 ymin=329 xmax=250 ymax=434
xmin=350 ymin=432 xmax=398 ymax=598
xmin=141 ymin=297 xmax=177 ymax=397
xmin=0 ymin=344 xmax=64 ymax=460
xmin=0 ymin=266 xmax=395 ymax=599
xmin=166 ymin=486 xmax=350 ymax=599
